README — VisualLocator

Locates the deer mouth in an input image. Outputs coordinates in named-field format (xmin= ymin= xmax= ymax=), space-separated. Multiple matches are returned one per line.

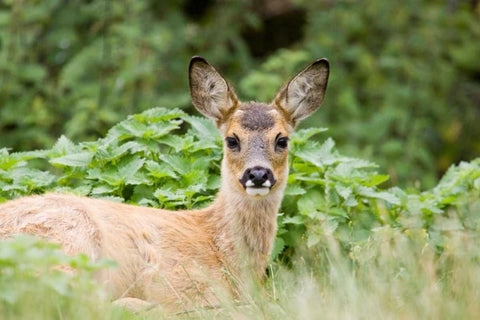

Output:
xmin=244 ymin=180 xmax=273 ymax=196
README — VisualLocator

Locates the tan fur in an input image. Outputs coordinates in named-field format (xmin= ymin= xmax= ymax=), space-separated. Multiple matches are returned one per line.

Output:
xmin=0 ymin=57 xmax=329 ymax=312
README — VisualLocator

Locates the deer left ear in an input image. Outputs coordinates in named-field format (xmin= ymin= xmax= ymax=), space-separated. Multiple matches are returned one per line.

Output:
xmin=189 ymin=56 xmax=239 ymax=125
xmin=274 ymin=58 xmax=329 ymax=126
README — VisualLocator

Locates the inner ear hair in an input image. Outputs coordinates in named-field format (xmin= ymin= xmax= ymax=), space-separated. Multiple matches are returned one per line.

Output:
xmin=274 ymin=58 xmax=329 ymax=125
xmin=189 ymin=56 xmax=239 ymax=124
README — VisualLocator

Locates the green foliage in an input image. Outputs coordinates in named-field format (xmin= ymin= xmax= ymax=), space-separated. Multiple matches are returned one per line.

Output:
xmin=0 ymin=235 xmax=117 ymax=320
xmin=0 ymin=0 xmax=256 ymax=150
xmin=0 ymin=108 xmax=223 ymax=210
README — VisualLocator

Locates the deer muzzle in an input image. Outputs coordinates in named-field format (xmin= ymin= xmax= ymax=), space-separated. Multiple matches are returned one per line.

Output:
xmin=239 ymin=166 xmax=277 ymax=196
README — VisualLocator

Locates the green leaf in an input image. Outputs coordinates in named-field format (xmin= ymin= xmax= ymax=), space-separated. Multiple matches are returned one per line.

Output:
xmin=91 ymin=185 xmax=117 ymax=195
xmin=335 ymin=184 xmax=352 ymax=200
xmin=356 ymin=186 xmax=400 ymax=205
xmin=132 ymin=107 xmax=186 ymax=123
xmin=283 ymin=215 xmax=305 ymax=225
xmin=159 ymin=155 xmax=190 ymax=175
xmin=118 ymin=156 xmax=145 ymax=178
xmin=294 ymin=138 xmax=337 ymax=167
xmin=297 ymin=190 xmax=324 ymax=215
xmin=291 ymin=127 xmax=328 ymax=145
xmin=50 ymin=152 xmax=93 ymax=167
xmin=271 ymin=237 xmax=285 ymax=260
xmin=18 ymin=64 xmax=46 ymax=82
xmin=51 ymin=136 xmax=78 ymax=154
xmin=145 ymin=160 xmax=178 ymax=180
xmin=184 ymin=115 xmax=219 ymax=139
xmin=284 ymin=184 xmax=307 ymax=196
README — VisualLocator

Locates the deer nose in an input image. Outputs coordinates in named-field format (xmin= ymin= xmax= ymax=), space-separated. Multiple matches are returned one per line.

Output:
xmin=240 ymin=166 xmax=276 ymax=188
xmin=249 ymin=167 xmax=268 ymax=186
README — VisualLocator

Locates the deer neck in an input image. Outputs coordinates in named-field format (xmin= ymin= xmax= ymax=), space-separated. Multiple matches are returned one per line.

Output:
xmin=208 ymin=176 xmax=286 ymax=277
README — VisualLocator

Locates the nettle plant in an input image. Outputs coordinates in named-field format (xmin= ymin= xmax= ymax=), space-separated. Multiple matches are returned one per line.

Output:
xmin=1 ymin=108 xmax=480 ymax=258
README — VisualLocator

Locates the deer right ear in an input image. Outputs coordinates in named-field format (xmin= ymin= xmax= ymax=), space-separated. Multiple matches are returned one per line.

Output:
xmin=274 ymin=58 xmax=329 ymax=126
xmin=189 ymin=57 xmax=239 ymax=124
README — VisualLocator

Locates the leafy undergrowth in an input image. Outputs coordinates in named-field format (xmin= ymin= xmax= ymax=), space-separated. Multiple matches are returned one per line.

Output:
xmin=0 ymin=235 xmax=125 ymax=320
xmin=1 ymin=108 xmax=480 ymax=319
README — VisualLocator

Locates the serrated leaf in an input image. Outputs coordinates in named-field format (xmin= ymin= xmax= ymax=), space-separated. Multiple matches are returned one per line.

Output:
xmin=91 ymin=185 xmax=117 ymax=195
xmin=364 ymin=174 xmax=390 ymax=187
xmin=335 ymin=184 xmax=352 ymax=199
xmin=108 ymin=117 xmax=180 ymax=141
xmin=50 ymin=152 xmax=93 ymax=167
xmin=291 ymin=127 xmax=328 ymax=144
xmin=159 ymin=155 xmax=190 ymax=175
xmin=271 ymin=237 xmax=285 ymax=260
xmin=86 ymin=167 xmax=123 ymax=186
xmin=158 ymin=135 xmax=194 ymax=153
xmin=297 ymin=190 xmax=324 ymax=215
xmin=356 ymin=186 xmax=400 ymax=205
xmin=283 ymin=215 xmax=305 ymax=225
xmin=343 ymin=196 xmax=359 ymax=207
xmin=13 ymin=149 xmax=50 ymax=161
xmin=284 ymin=184 xmax=306 ymax=196
xmin=154 ymin=188 xmax=186 ymax=205
xmin=7 ymin=168 xmax=55 ymax=189
xmin=51 ymin=135 xmax=78 ymax=154
xmin=132 ymin=107 xmax=186 ymax=123
xmin=294 ymin=138 xmax=337 ymax=167
xmin=184 ymin=115 xmax=220 ymax=139
xmin=328 ymin=207 xmax=348 ymax=218
xmin=207 ymin=175 xmax=220 ymax=190
xmin=118 ymin=156 xmax=145 ymax=178
xmin=145 ymin=160 xmax=178 ymax=180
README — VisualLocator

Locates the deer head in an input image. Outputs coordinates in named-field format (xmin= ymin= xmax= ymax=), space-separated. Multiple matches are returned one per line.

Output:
xmin=189 ymin=57 xmax=329 ymax=200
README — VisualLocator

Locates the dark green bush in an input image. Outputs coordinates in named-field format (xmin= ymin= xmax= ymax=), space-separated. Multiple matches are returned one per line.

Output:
xmin=0 ymin=0 xmax=256 ymax=149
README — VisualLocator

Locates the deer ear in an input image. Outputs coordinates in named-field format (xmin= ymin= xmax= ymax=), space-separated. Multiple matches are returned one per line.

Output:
xmin=274 ymin=58 xmax=329 ymax=125
xmin=189 ymin=56 xmax=239 ymax=124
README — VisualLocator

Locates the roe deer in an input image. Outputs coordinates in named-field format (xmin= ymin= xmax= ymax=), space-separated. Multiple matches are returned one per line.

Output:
xmin=0 ymin=56 xmax=329 ymax=312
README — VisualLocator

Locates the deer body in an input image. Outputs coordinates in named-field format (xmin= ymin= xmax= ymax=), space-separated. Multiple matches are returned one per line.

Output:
xmin=0 ymin=57 xmax=329 ymax=311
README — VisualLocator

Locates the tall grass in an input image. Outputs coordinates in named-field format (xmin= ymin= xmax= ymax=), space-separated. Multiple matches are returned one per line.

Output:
xmin=133 ymin=225 xmax=479 ymax=319
xmin=272 ymin=229 xmax=480 ymax=320
xmin=4 ymin=226 xmax=479 ymax=319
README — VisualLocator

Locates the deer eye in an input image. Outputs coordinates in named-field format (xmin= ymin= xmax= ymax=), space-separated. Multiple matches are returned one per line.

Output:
xmin=276 ymin=137 xmax=289 ymax=151
xmin=226 ymin=137 xmax=240 ymax=150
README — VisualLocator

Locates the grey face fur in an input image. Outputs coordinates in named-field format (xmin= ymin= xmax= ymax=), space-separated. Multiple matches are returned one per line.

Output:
xmin=240 ymin=103 xmax=275 ymax=131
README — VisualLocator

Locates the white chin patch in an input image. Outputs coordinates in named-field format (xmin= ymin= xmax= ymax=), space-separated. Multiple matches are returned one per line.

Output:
xmin=246 ymin=187 xmax=270 ymax=196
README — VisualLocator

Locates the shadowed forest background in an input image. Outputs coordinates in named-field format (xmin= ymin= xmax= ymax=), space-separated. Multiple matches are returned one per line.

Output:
xmin=1 ymin=0 xmax=479 ymax=189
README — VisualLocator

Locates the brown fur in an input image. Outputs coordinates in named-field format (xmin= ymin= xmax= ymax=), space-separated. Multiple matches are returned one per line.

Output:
xmin=0 ymin=57 xmax=329 ymax=312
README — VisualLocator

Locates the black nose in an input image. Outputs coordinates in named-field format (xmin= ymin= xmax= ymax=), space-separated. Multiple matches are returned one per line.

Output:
xmin=249 ymin=167 xmax=268 ymax=186
xmin=240 ymin=166 xmax=276 ymax=188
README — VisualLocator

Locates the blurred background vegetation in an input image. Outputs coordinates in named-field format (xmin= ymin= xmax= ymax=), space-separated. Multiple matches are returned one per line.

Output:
xmin=0 ymin=0 xmax=479 ymax=189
